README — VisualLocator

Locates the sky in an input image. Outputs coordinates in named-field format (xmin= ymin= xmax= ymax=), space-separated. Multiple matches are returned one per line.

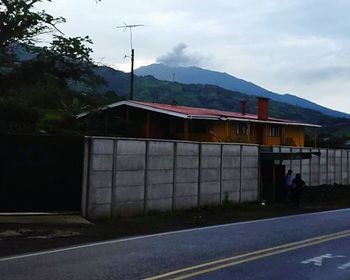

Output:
xmin=36 ymin=0 xmax=350 ymax=114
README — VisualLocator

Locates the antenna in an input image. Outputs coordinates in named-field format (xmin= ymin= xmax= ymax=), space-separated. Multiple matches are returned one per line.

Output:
xmin=116 ymin=23 xmax=144 ymax=50
xmin=116 ymin=23 xmax=144 ymax=100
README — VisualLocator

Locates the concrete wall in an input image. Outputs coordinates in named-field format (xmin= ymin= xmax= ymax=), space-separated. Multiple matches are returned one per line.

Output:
xmin=241 ymin=145 xmax=259 ymax=202
xmin=174 ymin=142 xmax=199 ymax=210
xmin=272 ymin=146 xmax=350 ymax=188
xmin=82 ymin=137 xmax=350 ymax=220
xmin=82 ymin=137 xmax=260 ymax=220
xmin=199 ymin=144 xmax=221 ymax=206
xmin=222 ymin=145 xmax=241 ymax=203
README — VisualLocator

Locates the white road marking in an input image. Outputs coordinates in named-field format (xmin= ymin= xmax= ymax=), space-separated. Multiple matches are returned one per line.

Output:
xmin=338 ymin=262 xmax=350 ymax=270
xmin=301 ymin=254 xmax=346 ymax=267
xmin=0 ymin=208 xmax=349 ymax=262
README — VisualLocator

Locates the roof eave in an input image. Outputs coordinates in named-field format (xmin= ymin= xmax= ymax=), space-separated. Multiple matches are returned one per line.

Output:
xmin=76 ymin=100 xmax=321 ymax=128
xmin=224 ymin=117 xmax=321 ymax=128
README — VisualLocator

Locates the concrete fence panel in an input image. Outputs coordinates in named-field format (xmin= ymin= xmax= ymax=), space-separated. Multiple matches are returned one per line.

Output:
xmin=241 ymin=145 xmax=259 ymax=202
xmin=335 ymin=150 xmax=342 ymax=185
xmin=310 ymin=149 xmax=320 ymax=186
xmin=319 ymin=149 xmax=328 ymax=185
xmin=199 ymin=144 xmax=221 ymax=206
xmin=280 ymin=147 xmax=292 ymax=171
xmin=146 ymin=141 xmax=174 ymax=212
xmin=174 ymin=142 xmax=199 ymax=210
xmin=327 ymin=150 xmax=335 ymax=185
xmin=114 ymin=140 xmax=146 ymax=216
xmin=86 ymin=138 xmax=114 ymax=219
xmin=221 ymin=145 xmax=241 ymax=203
xmin=341 ymin=150 xmax=348 ymax=185
xmin=301 ymin=148 xmax=311 ymax=186
xmin=291 ymin=148 xmax=302 ymax=175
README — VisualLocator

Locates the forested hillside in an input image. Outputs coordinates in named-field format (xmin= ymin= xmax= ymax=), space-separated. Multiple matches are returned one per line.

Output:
xmin=1 ymin=1 xmax=349 ymax=148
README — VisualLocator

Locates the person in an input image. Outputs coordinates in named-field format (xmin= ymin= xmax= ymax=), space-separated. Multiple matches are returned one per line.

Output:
xmin=291 ymin=173 xmax=305 ymax=207
xmin=285 ymin=170 xmax=293 ymax=202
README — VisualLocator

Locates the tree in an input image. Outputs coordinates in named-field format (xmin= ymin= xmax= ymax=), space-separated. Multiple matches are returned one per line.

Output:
xmin=51 ymin=35 xmax=93 ymax=63
xmin=0 ymin=0 xmax=102 ymax=91
xmin=0 ymin=0 xmax=64 ymax=60
xmin=0 ymin=0 xmax=107 ymax=135
xmin=0 ymin=0 xmax=96 ymax=75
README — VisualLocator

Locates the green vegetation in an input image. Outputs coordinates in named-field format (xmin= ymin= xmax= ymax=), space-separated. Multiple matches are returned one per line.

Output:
xmin=0 ymin=0 xmax=121 ymax=135
xmin=0 ymin=1 xmax=349 ymax=147
xmin=133 ymin=76 xmax=350 ymax=148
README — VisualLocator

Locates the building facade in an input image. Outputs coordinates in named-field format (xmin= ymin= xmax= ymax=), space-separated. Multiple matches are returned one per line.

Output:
xmin=78 ymin=98 xmax=320 ymax=147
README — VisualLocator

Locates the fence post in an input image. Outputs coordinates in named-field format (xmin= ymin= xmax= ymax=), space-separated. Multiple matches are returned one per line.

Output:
xmin=172 ymin=142 xmax=177 ymax=211
xmin=258 ymin=145 xmax=262 ymax=202
xmin=143 ymin=140 xmax=149 ymax=214
xmin=346 ymin=151 xmax=350 ymax=185
xmin=219 ymin=144 xmax=223 ymax=205
xmin=197 ymin=143 xmax=202 ymax=209
xmin=81 ymin=137 xmax=91 ymax=219
xmin=111 ymin=138 xmax=117 ymax=218
xmin=239 ymin=145 xmax=243 ymax=203
xmin=326 ymin=149 xmax=329 ymax=184
xmin=318 ymin=149 xmax=321 ymax=186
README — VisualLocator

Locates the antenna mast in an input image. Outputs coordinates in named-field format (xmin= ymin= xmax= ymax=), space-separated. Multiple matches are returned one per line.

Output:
xmin=116 ymin=23 xmax=144 ymax=100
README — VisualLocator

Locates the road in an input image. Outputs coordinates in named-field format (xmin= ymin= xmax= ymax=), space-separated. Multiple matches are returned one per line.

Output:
xmin=1 ymin=209 xmax=350 ymax=280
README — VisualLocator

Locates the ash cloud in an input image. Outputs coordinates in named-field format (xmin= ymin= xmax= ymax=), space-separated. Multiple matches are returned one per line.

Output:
xmin=156 ymin=43 xmax=204 ymax=67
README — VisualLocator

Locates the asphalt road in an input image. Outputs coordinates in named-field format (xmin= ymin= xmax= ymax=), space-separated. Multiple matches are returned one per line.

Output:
xmin=193 ymin=236 xmax=350 ymax=280
xmin=1 ymin=209 xmax=350 ymax=280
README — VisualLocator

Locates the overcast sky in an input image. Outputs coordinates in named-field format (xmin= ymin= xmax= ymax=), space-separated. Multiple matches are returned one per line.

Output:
xmin=36 ymin=0 xmax=350 ymax=114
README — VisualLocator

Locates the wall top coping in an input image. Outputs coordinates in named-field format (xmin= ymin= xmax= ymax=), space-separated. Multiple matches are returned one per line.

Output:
xmin=85 ymin=136 xmax=350 ymax=151
xmin=85 ymin=136 xmax=259 ymax=147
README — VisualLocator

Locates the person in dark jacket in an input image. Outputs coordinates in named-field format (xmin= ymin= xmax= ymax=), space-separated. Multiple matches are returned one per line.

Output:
xmin=291 ymin=173 xmax=305 ymax=207
xmin=285 ymin=170 xmax=293 ymax=202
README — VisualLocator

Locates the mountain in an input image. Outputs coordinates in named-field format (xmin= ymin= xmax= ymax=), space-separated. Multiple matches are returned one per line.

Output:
xmin=93 ymin=66 xmax=321 ymax=122
xmin=90 ymin=64 xmax=350 ymax=146
xmin=135 ymin=63 xmax=350 ymax=119
xmin=91 ymin=64 xmax=349 ymax=127
xmin=4 ymin=45 xmax=349 ymax=145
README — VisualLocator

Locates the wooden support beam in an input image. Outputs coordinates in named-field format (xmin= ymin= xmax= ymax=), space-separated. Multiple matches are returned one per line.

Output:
xmin=261 ymin=124 xmax=268 ymax=145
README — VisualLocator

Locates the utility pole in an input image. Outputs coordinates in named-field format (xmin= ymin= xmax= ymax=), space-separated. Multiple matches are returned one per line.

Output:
xmin=130 ymin=49 xmax=135 ymax=100
xmin=116 ymin=23 xmax=144 ymax=100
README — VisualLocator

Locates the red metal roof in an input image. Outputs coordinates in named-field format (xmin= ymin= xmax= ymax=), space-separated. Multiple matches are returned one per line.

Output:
xmin=77 ymin=100 xmax=320 ymax=127
xmin=132 ymin=101 xmax=294 ymax=123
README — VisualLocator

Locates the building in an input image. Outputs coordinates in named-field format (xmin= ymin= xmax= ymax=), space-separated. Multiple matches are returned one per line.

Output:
xmin=78 ymin=97 xmax=320 ymax=147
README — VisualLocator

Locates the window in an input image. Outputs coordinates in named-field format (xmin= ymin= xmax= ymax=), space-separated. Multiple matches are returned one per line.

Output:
xmin=269 ymin=125 xmax=281 ymax=137
xmin=237 ymin=123 xmax=250 ymax=135
xmin=189 ymin=120 xmax=207 ymax=133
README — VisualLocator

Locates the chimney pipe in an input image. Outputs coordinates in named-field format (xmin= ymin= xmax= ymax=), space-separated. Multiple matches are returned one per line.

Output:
xmin=257 ymin=97 xmax=269 ymax=120
xmin=241 ymin=99 xmax=246 ymax=115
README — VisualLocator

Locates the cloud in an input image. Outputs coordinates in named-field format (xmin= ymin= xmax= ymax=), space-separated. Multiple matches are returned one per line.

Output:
xmin=297 ymin=66 xmax=350 ymax=83
xmin=156 ymin=43 xmax=204 ymax=67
